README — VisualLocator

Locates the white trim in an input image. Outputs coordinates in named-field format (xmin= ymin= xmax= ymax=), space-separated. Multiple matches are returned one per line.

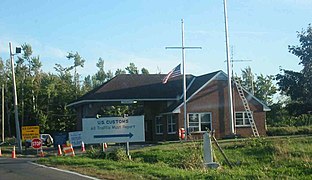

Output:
xmin=179 ymin=76 xmax=196 ymax=99
xmin=173 ymin=71 xmax=224 ymax=112
xmin=68 ymin=98 xmax=178 ymax=107
xmin=242 ymin=89 xmax=271 ymax=111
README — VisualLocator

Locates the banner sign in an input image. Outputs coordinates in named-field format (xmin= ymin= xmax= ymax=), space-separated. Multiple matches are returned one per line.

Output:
xmin=82 ymin=115 xmax=145 ymax=144
xmin=22 ymin=126 xmax=40 ymax=140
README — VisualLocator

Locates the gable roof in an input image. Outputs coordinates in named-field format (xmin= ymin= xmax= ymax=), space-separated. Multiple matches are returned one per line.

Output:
xmin=68 ymin=70 xmax=270 ymax=112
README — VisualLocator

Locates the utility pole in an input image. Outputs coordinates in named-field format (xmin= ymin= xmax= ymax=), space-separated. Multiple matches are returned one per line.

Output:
xmin=9 ymin=42 xmax=22 ymax=153
xmin=166 ymin=19 xmax=201 ymax=140
xmin=2 ymin=84 xmax=4 ymax=142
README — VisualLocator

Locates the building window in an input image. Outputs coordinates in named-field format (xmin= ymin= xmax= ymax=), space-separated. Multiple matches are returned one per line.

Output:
xmin=188 ymin=113 xmax=212 ymax=132
xmin=235 ymin=112 xmax=251 ymax=127
xmin=155 ymin=116 xmax=163 ymax=134
xmin=167 ymin=114 xmax=177 ymax=134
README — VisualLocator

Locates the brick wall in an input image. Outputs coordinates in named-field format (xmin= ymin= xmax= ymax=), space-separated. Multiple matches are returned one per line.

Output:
xmin=179 ymin=79 xmax=267 ymax=139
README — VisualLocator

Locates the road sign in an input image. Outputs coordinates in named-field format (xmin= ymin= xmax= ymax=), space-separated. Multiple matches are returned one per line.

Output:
xmin=69 ymin=131 xmax=82 ymax=147
xmin=82 ymin=115 xmax=145 ymax=144
xmin=31 ymin=138 xmax=42 ymax=149
xmin=22 ymin=126 xmax=40 ymax=140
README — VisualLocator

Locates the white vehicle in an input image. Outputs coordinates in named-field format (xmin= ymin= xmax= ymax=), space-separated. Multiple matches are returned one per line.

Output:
xmin=40 ymin=134 xmax=54 ymax=147
xmin=25 ymin=134 xmax=54 ymax=148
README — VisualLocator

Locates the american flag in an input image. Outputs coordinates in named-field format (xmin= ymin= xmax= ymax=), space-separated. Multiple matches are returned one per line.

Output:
xmin=162 ymin=64 xmax=181 ymax=84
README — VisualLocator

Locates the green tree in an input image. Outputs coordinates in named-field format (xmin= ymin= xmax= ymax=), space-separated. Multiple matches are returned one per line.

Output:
xmin=92 ymin=58 xmax=107 ymax=87
xmin=82 ymin=75 xmax=92 ymax=93
xmin=141 ymin=67 xmax=149 ymax=74
xmin=125 ymin=63 xmax=139 ymax=74
xmin=115 ymin=68 xmax=126 ymax=76
xmin=15 ymin=43 xmax=43 ymax=126
xmin=276 ymin=24 xmax=312 ymax=115
xmin=254 ymin=74 xmax=277 ymax=105
xmin=106 ymin=70 xmax=114 ymax=80
xmin=241 ymin=66 xmax=255 ymax=94
xmin=239 ymin=67 xmax=276 ymax=105
xmin=66 ymin=52 xmax=85 ymax=98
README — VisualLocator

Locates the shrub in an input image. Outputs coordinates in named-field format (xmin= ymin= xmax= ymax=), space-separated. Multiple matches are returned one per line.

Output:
xmin=267 ymin=126 xmax=312 ymax=136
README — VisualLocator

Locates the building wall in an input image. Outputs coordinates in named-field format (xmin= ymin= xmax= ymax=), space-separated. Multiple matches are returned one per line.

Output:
xmin=179 ymin=79 xmax=267 ymax=139
xmin=74 ymin=79 xmax=267 ymax=141
xmin=143 ymin=101 xmax=168 ymax=142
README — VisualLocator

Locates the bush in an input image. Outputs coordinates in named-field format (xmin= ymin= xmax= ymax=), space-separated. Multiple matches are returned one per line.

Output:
xmin=86 ymin=146 xmax=129 ymax=161
xmin=267 ymin=126 xmax=312 ymax=136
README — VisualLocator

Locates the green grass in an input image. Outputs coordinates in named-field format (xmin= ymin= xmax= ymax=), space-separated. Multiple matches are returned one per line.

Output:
xmin=37 ymin=136 xmax=312 ymax=179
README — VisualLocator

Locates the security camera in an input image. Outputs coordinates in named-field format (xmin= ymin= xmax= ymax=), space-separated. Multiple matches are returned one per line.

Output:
xmin=15 ymin=47 xmax=22 ymax=54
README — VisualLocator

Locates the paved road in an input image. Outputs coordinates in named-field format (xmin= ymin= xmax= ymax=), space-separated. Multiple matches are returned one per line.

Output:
xmin=0 ymin=157 xmax=99 ymax=180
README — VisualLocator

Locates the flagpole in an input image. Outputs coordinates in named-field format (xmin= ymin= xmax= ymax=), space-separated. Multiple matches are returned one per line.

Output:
xmin=223 ymin=0 xmax=235 ymax=135
xmin=181 ymin=19 xmax=187 ymax=140
xmin=165 ymin=19 xmax=201 ymax=141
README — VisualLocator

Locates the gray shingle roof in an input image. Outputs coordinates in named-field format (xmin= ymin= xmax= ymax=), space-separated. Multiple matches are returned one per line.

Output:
xmin=68 ymin=70 xmax=270 ymax=112
xmin=68 ymin=71 xmax=221 ymax=106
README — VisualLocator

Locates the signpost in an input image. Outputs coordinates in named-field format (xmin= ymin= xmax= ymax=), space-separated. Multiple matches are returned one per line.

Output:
xmin=22 ymin=126 xmax=40 ymax=140
xmin=31 ymin=138 xmax=42 ymax=149
xmin=82 ymin=115 xmax=145 ymax=144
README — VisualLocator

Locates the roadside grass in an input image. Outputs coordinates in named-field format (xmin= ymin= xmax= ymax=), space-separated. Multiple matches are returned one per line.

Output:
xmin=37 ymin=135 xmax=312 ymax=179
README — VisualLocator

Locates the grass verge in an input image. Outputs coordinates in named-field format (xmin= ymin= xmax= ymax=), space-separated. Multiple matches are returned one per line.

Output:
xmin=37 ymin=136 xmax=312 ymax=179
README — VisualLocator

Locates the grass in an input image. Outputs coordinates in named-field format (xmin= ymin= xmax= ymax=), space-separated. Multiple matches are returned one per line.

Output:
xmin=36 ymin=135 xmax=312 ymax=179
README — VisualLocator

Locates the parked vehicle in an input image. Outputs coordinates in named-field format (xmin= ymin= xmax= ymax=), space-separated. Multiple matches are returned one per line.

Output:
xmin=25 ymin=134 xmax=54 ymax=148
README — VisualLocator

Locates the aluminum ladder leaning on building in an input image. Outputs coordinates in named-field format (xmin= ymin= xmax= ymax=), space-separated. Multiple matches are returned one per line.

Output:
xmin=233 ymin=78 xmax=260 ymax=137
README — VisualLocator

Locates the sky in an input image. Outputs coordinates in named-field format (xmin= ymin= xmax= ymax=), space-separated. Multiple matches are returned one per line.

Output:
xmin=0 ymin=0 xmax=312 ymax=78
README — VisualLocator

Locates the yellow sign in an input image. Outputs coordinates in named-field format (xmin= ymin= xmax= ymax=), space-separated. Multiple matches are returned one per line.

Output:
xmin=22 ymin=126 xmax=40 ymax=140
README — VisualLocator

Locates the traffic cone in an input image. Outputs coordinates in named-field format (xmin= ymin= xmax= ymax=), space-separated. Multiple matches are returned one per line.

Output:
xmin=70 ymin=144 xmax=75 ymax=157
xmin=0 ymin=147 xmax=2 ymax=157
xmin=12 ymin=146 xmax=16 ymax=159
xmin=81 ymin=141 xmax=86 ymax=152
xmin=103 ymin=143 xmax=108 ymax=152
xmin=39 ymin=148 xmax=45 ymax=157
xmin=57 ymin=145 xmax=62 ymax=156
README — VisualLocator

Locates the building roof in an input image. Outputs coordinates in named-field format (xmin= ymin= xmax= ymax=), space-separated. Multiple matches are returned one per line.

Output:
xmin=68 ymin=70 xmax=270 ymax=111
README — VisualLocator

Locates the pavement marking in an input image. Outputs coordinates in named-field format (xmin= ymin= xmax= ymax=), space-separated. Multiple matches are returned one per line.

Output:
xmin=28 ymin=161 xmax=100 ymax=180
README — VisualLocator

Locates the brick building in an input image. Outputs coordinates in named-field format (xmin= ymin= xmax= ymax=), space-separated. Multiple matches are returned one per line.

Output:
xmin=68 ymin=70 xmax=270 ymax=141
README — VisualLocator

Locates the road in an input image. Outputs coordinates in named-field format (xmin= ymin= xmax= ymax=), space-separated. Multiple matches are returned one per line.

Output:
xmin=0 ymin=157 xmax=99 ymax=180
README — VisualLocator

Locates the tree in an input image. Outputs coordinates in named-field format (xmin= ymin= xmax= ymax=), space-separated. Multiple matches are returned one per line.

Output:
xmin=239 ymin=67 xmax=276 ymax=105
xmin=241 ymin=66 xmax=255 ymax=94
xmin=125 ymin=63 xmax=139 ymax=74
xmin=276 ymin=24 xmax=312 ymax=115
xmin=15 ymin=43 xmax=43 ymax=126
xmin=115 ymin=68 xmax=126 ymax=76
xmin=254 ymin=74 xmax=276 ymax=105
xmin=141 ymin=67 xmax=149 ymax=74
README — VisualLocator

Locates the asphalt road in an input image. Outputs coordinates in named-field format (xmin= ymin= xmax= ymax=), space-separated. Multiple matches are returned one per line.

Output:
xmin=0 ymin=157 xmax=99 ymax=180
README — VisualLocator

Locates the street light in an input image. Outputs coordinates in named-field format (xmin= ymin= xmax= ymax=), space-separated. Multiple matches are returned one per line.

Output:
xmin=9 ymin=42 xmax=22 ymax=153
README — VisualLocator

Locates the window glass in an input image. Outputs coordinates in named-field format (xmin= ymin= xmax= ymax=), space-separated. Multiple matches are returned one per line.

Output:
xmin=167 ymin=114 xmax=176 ymax=133
xmin=188 ymin=113 xmax=211 ymax=132
xmin=155 ymin=116 xmax=163 ymax=134
xmin=235 ymin=112 xmax=252 ymax=126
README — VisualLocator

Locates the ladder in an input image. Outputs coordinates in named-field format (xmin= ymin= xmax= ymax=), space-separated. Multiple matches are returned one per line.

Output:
xmin=233 ymin=78 xmax=259 ymax=137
